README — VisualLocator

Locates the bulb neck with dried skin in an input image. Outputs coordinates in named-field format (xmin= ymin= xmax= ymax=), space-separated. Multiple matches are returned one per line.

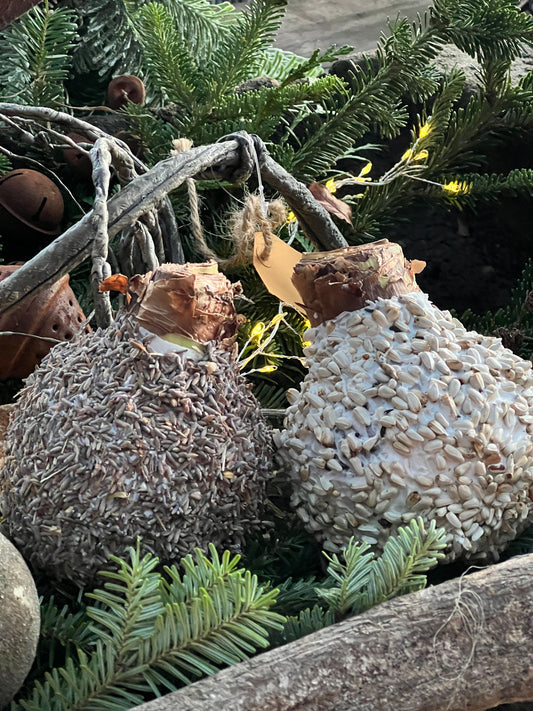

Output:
xmin=291 ymin=239 xmax=426 ymax=327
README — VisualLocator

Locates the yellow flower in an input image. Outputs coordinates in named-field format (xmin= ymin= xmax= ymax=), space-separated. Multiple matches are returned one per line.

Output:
xmin=360 ymin=161 xmax=372 ymax=176
xmin=325 ymin=178 xmax=337 ymax=193
xmin=418 ymin=121 xmax=432 ymax=139
xmin=414 ymin=149 xmax=429 ymax=161
xmin=402 ymin=148 xmax=413 ymax=161
xmin=286 ymin=210 xmax=297 ymax=224
xmin=442 ymin=180 xmax=471 ymax=196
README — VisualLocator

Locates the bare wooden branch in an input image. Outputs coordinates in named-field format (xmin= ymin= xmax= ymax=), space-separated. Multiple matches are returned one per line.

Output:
xmin=260 ymin=153 xmax=348 ymax=250
xmin=0 ymin=141 xmax=242 ymax=316
xmin=133 ymin=555 xmax=533 ymax=711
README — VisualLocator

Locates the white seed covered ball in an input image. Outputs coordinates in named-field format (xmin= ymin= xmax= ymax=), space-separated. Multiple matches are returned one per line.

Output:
xmin=280 ymin=292 xmax=533 ymax=561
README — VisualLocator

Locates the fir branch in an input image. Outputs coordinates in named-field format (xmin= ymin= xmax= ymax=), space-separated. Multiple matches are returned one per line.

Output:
xmin=0 ymin=0 xmax=78 ymax=107
xmin=357 ymin=518 xmax=447 ymax=612
xmin=269 ymin=605 xmax=336 ymax=647
xmin=315 ymin=518 xmax=447 ymax=619
xmin=133 ymin=2 xmax=201 ymax=106
xmin=205 ymin=0 xmax=287 ymax=104
xmin=430 ymin=0 xmax=533 ymax=62
xmin=12 ymin=544 xmax=284 ymax=711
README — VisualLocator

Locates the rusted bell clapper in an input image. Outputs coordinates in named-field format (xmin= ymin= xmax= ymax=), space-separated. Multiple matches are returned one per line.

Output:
xmin=0 ymin=264 xmax=90 ymax=379
xmin=107 ymin=75 xmax=146 ymax=110
xmin=0 ymin=170 xmax=64 ymax=262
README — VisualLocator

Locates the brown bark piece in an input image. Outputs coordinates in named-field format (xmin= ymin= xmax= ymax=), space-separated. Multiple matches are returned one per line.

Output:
xmin=292 ymin=239 xmax=425 ymax=325
xmin=0 ymin=1 xmax=42 ymax=30
xmin=132 ymin=554 xmax=533 ymax=711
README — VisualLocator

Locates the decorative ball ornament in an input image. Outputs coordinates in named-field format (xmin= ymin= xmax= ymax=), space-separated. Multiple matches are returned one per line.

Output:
xmin=280 ymin=241 xmax=533 ymax=562
xmin=107 ymin=75 xmax=146 ymax=110
xmin=1 ymin=263 xmax=274 ymax=587
xmin=0 ymin=531 xmax=40 ymax=707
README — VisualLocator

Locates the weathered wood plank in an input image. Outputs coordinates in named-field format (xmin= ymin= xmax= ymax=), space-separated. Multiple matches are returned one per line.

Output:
xmin=134 ymin=554 xmax=533 ymax=711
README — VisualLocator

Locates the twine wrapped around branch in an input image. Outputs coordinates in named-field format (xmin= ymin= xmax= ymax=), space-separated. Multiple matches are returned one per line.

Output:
xmin=171 ymin=138 xmax=286 ymax=269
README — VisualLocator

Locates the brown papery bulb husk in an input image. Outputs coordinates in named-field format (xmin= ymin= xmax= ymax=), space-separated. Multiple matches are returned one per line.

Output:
xmin=102 ymin=262 xmax=245 ymax=350
xmin=292 ymin=240 xmax=425 ymax=326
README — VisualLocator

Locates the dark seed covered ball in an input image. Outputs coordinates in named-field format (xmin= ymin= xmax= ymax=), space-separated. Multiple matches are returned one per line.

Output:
xmin=1 ymin=314 xmax=274 ymax=587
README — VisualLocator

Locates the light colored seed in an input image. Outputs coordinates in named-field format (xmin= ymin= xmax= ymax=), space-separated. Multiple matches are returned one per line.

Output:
xmin=444 ymin=444 xmax=464 ymax=463
xmin=446 ymin=511 xmax=462 ymax=528
xmin=404 ymin=298 xmax=427 ymax=316
xmin=448 ymin=379 xmax=461 ymax=399
xmin=428 ymin=420 xmax=447 ymax=437
xmin=427 ymin=380 xmax=440 ymax=402
xmin=391 ymin=396 xmax=408 ymax=410
xmin=470 ymin=524 xmax=484 ymax=541
xmin=406 ymin=428 xmax=424 ymax=443
xmin=346 ymin=432 xmax=361 ymax=452
xmin=307 ymin=392 xmax=326 ymax=409
xmin=378 ymin=385 xmax=396 ymax=399
xmin=418 ymin=425 xmax=436 ymax=440
xmin=326 ymin=459 xmax=343 ymax=472
xmin=436 ymin=454 xmax=447 ymax=471
xmin=435 ymin=411 xmax=450 ymax=429
xmin=335 ymin=417 xmax=353 ymax=430
xmin=347 ymin=389 xmax=367 ymax=407
xmin=353 ymin=406 xmax=371 ymax=427
xmin=363 ymin=435 xmax=379 ymax=452
xmin=406 ymin=392 xmax=422 ymax=413
xmin=392 ymin=441 xmax=411 ymax=455
xmin=349 ymin=457 xmax=364 ymax=476
xmin=424 ymin=439 xmax=444 ymax=454
xmin=420 ymin=351 xmax=435 ymax=371
xmin=390 ymin=472 xmax=406 ymax=486
xmin=416 ymin=474 xmax=434 ymax=487
xmin=379 ymin=415 xmax=396 ymax=428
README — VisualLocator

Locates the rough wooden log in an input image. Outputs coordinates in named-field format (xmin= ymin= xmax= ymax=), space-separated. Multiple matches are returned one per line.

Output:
xmin=134 ymin=554 xmax=533 ymax=711
xmin=0 ymin=0 xmax=41 ymax=30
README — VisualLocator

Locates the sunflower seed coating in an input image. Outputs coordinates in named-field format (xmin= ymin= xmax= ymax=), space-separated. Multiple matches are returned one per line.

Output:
xmin=280 ymin=292 xmax=533 ymax=562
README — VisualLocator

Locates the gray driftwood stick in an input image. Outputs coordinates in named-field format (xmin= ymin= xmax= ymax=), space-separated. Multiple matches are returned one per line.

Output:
xmin=261 ymin=153 xmax=348 ymax=250
xmin=0 ymin=141 xmax=241 ymax=315
xmin=134 ymin=554 xmax=533 ymax=711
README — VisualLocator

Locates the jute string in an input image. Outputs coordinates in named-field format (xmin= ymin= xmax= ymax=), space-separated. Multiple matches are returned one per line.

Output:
xmin=171 ymin=138 xmax=286 ymax=268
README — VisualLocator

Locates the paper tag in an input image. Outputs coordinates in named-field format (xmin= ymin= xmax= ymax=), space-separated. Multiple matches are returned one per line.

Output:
xmin=253 ymin=232 xmax=306 ymax=314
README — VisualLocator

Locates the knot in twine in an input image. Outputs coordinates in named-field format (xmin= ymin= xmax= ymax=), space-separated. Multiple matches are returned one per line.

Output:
xmin=171 ymin=137 xmax=286 ymax=269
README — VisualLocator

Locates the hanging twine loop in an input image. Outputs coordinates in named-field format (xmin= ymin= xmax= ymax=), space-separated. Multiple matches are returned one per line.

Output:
xmin=171 ymin=137 xmax=286 ymax=269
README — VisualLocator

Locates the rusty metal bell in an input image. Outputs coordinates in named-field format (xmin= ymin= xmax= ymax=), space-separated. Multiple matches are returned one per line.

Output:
xmin=0 ymin=169 xmax=64 ymax=262
xmin=107 ymin=75 xmax=146 ymax=110
xmin=0 ymin=264 xmax=90 ymax=379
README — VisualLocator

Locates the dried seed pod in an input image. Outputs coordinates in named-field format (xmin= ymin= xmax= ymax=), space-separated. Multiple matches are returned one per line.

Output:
xmin=280 ymin=241 xmax=533 ymax=563
xmin=0 ymin=263 xmax=273 ymax=587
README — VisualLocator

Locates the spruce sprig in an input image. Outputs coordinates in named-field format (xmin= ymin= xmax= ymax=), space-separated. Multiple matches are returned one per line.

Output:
xmin=12 ymin=544 xmax=284 ymax=711
xmin=315 ymin=518 xmax=446 ymax=617
xmin=0 ymin=0 xmax=78 ymax=107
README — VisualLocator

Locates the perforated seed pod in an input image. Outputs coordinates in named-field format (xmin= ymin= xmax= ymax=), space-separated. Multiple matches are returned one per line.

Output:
xmin=279 ymin=241 xmax=533 ymax=561
xmin=0 ymin=263 xmax=274 ymax=586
